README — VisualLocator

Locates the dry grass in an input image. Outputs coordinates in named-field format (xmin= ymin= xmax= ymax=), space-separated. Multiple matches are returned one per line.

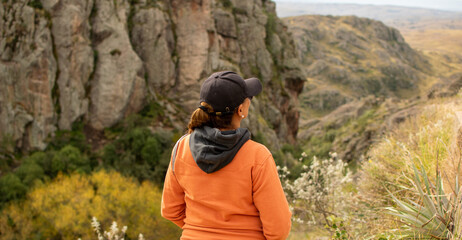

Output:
xmin=402 ymin=29 xmax=462 ymax=55
xmin=358 ymin=95 xmax=462 ymax=237
xmin=400 ymin=28 xmax=462 ymax=95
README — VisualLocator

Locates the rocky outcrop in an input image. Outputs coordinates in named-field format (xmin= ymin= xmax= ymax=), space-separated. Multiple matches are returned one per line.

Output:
xmin=0 ymin=1 xmax=57 ymax=150
xmin=427 ymin=73 xmax=462 ymax=99
xmin=42 ymin=0 xmax=94 ymax=130
xmin=89 ymin=0 xmax=145 ymax=130
xmin=130 ymin=4 xmax=175 ymax=95
xmin=0 ymin=0 xmax=305 ymax=150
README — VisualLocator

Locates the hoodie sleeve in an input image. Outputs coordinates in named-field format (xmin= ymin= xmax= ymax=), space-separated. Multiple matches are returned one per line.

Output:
xmin=161 ymin=159 xmax=186 ymax=228
xmin=252 ymin=154 xmax=292 ymax=240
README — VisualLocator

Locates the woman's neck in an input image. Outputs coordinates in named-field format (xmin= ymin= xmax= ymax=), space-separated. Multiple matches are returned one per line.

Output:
xmin=219 ymin=114 xmax=241 ymax=131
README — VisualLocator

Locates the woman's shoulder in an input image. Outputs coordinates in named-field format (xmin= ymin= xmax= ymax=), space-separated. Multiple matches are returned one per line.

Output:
xmin=242 ymin=140 xmax=272 ymax=160
xmin=245 ymin=139 xmax=269 ymax=149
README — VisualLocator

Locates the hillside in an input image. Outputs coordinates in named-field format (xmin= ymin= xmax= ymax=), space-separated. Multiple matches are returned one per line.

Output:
xmin=286 ymin=15 xmax=431 ymax=109
xmin=282 ymin=14 xmax=462 ymax=162
xmin=275 ymin=3 xmax=462 ymax=75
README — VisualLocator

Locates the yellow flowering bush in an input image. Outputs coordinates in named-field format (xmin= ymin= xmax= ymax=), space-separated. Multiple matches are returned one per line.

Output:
xmin=0 ymin=171 xmax=181 ymax=240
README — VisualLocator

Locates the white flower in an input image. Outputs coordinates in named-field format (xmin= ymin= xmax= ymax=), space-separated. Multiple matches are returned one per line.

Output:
xmin=138 ymin=233 xmax=145 ymax=240
xmin=91 ymin=217 xmax=100 ymax=229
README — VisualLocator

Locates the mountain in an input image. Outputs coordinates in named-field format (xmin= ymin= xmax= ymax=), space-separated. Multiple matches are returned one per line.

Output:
xmin=283 ymin=14 xmax=462 ymax=161
xmin=285 ymin=15 xmax=430 ymax=112
xmin=275 ymin=2 xmax=462 ymax=30
xmin=275 ymin=3 xmax=462 ymax=56
xmin=0 ymin=0 xmax=305 ymax=151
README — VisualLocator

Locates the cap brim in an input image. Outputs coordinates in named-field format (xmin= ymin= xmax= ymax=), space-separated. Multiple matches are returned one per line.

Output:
xmin=244 ymin=77 xmax=262 ymax=97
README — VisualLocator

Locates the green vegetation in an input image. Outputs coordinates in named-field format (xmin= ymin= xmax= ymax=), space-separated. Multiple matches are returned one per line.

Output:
xmin=48 ymin=122 xmax=90 ymax=153
xmin=0 ymin=100 xmax=176 ymax=212
xmin=302 ymin=106 xmax=382 ymax=162
xmin=0 ymin=173 xmax=27 ymax=205
xmin=110 ymin=49 xmax=122 ymax=56
xmin=102 ymin=127 xmax=173 ymax=184
xmin=0 ymin=145 xmax=92 ymax=208
xmin=219 ymin=0 xmax=232 ymax=9
xmin=265 ymin=12 xmax=277 ymax=43
xmin=27 ymin=0 xmax=43 ymax=9
xmin=0 ymin=134 xmax=16 ymax=173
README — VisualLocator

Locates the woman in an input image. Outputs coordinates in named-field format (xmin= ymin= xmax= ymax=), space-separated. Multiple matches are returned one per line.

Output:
xmin=161 ymin=71 xmax=292 ymax=240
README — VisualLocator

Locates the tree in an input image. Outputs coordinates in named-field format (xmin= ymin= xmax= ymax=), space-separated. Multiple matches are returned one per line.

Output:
xmin=0 ymin=174 xmax=27 ymax=205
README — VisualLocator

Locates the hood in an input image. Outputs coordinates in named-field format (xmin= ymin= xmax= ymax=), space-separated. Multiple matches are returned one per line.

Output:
xmin=189 ymin=126 xmax=250 ymax=174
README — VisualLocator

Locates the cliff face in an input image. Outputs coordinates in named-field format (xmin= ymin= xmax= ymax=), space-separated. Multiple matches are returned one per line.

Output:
xmin=0 ymin=0 xmax=305 ymax=151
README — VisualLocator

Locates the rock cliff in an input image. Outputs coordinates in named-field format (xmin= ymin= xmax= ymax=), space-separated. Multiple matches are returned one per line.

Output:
xmin=0 ymin=0 xmax=305 ymax=151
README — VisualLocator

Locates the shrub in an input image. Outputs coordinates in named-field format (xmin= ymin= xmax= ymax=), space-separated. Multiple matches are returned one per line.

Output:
xmin=279 ymin=153 xmax=355 ymax=233
xmin=25 ymin=151 xmax=54 ymax=176
xmin=0 ymin=171 xmax=181 ymax=239
xmin=51 ymin=145 xmax=91 ymax=176
xmin=141 ymin=137 xmax=162 ymax=165
xmin=48 ymin=122 xmax=90 ymax=154
xmin=102 ymin=127 xmax=173 ymax=183
xmin=14 ymin=161 xmax=45 ymax=186
xmin=387 ymin=162 xmax=462 ymax=239
xmin=0 ymin=173 xmax=27 ymax=205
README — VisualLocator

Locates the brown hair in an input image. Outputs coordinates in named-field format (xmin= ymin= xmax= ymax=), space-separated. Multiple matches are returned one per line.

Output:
xmin=187 ymin=102 xmax=237 ymax=133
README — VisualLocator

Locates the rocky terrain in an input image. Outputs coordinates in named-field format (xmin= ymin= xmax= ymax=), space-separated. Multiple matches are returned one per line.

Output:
xmin=283 ymin=14 xmax=462 ymax=161
xmin=0 ymin=0 xmax=305 ymax=152
xmin=285 ymin=15 xmax=431 ymax=112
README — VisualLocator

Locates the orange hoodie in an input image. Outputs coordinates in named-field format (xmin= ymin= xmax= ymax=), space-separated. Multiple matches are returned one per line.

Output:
xmin=161 ymin=131 xmax=292 ymax=240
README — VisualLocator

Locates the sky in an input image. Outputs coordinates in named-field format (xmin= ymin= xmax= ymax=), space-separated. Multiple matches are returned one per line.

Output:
xmin=273 ymin=0 xmax=462 ymax=12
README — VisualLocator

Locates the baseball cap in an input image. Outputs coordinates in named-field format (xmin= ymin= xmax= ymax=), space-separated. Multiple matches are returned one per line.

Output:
xmin=200 ymin=71 xmax=262 ymax=115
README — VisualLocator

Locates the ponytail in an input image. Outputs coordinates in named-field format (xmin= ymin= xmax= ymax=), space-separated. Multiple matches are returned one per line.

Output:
xmin=188 ymin=102 xmax=213 ymax=133
xmin=187 ymin=102 xmax=237 ymax=133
